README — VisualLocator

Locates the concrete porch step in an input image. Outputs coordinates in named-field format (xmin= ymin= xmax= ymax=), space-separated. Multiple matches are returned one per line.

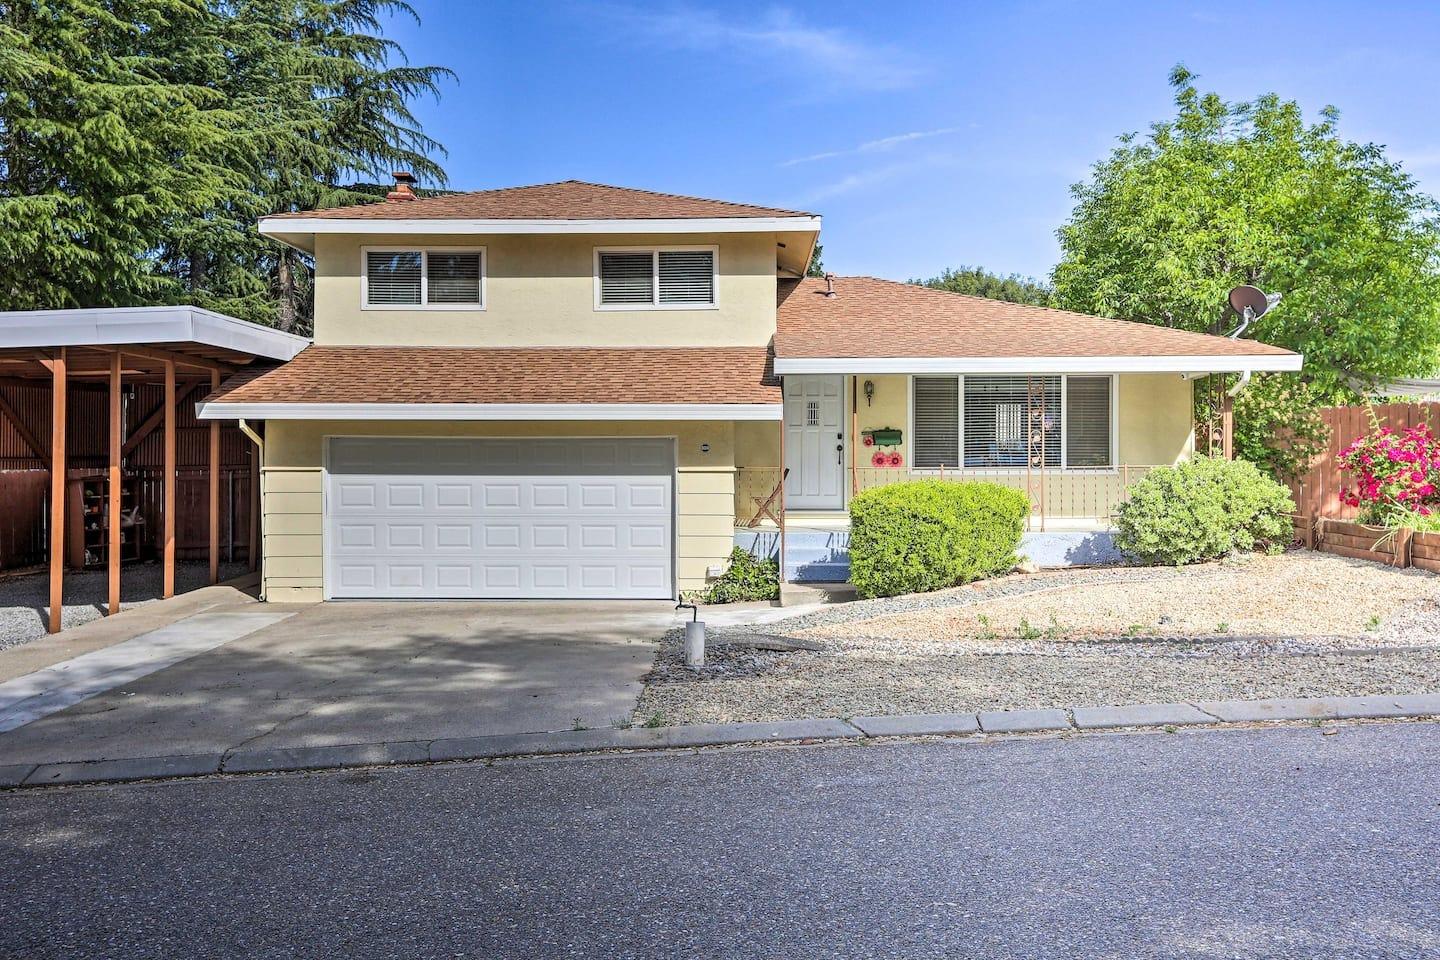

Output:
xmin=779 ymin=581 xmax=858 ymax=607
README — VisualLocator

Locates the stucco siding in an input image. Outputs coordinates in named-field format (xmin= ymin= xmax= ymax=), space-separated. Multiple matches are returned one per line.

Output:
xmin=312 ymin=232 xmax=778 ymax=347
xmin=259 ymin=419 xmax=741 ymax=601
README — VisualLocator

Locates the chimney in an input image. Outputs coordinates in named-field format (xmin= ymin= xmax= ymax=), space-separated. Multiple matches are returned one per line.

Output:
xmin=386 ymin=171 xmax=418 ymax=202
xmin=824 ymin=272 xmax=836 ymax=298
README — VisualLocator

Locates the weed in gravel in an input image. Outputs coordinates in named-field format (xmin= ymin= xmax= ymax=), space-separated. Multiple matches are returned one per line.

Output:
xmin=1163 ymin=725 xmax=1178 ymax=734
xmin=1044 ymin=614 xmax=1064 ymax=640
xmin=1216 ymin=621 xmax=1230 ymax=633
xmin=1125 ymin=623 xmax=1148 ymax=638
xmin=610 ymin=717 xmax=633 ymax=730
xmin=641 ymin=712 xmax=667 ymax=729
xmin=1017 ymin=618 xmax=1042 ymax=640
xmin=1366 ymin=614 xmax=1382 ymax=631
xmin=976 ymin=614 xmax=997 ymax=640
xmin=571 ymin=718 xmax=589 ymax=731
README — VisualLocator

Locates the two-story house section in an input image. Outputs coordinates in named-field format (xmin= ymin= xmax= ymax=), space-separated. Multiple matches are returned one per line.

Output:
xmin=200 ymin=178 xmax=1300 ymax=602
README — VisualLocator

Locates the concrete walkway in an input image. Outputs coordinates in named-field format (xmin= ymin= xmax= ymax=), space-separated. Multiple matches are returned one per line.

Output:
xmin=5 ymin=692 xmax=1439 ymax=790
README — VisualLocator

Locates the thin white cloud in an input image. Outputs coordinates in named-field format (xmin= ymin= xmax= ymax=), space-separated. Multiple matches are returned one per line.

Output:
xmin=610 ymin=5 xmax=927 ymax=94
xmin=796 ymin=153 xmax=953 ymax=204
xmin=781 ymin=126 xmax=962 ymax=167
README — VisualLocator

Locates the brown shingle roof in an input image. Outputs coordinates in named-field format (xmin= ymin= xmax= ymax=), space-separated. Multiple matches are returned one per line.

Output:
xmin=204 ymin=346 xmax=780 ymax=406
xmin=774 ymin=277 xmax=1297 ymax=359
xmin=264 ymin=180 xmax=815 ymax=222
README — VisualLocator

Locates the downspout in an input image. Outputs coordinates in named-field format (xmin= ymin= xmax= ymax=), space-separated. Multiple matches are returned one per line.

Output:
xmin=1226 ymin=369 xmax=1253 ymax=398
xmin=238 ymin=418 xmax=266 ymax=601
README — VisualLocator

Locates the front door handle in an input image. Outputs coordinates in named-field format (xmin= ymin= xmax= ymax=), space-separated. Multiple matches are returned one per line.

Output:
xmin=836 ymin=444 xmax=843 ymax=463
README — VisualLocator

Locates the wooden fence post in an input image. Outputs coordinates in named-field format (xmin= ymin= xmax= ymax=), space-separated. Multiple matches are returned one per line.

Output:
xmin=1394 ymin=527 xmax=1414 ymax=569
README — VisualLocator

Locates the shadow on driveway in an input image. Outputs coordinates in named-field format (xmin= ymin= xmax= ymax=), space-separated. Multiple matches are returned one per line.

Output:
xmin=0 ymin=601 xmax=676 ymax=766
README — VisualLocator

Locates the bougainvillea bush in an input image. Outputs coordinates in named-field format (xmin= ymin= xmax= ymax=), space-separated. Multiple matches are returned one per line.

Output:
xmin=1337 ymin=424 xmax=1440 ymax=524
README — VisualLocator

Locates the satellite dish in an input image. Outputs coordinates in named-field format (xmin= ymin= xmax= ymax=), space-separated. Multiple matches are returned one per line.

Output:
xmin=1228 ymin=285 xmax=1272 ymax=318
xmin=1226 ymin=285 xmax=1282 ymax=339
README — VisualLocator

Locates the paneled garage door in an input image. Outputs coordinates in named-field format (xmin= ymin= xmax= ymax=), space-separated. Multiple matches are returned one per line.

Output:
xmin=324 ymin=437 xmax=674 ymax=599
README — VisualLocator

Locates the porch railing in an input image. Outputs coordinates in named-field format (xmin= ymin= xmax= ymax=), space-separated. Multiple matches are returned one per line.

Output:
xmin=734 ymin=465 xmax=1162 ymax=527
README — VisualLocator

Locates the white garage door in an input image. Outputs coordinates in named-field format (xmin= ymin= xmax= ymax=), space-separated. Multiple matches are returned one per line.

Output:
xmin=324 ymin=437 xmax=674 ymax=599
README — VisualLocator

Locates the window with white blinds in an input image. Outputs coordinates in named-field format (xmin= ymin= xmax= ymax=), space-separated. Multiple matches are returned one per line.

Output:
xmin=965 ymin=376 xmax=1061 ymax=468
xmin=912 ymin=376 xmax=960 ymax=469
xmin=364 ymin=251 xmax=422 ymax=305
xmin=597 ymin=247 xmax=716 ymax=308
xmin=1065 ymin=375 xmax=1113 ymax=467
xmin=363 ymin=248 xmax=483 ymax=308
xmin=909 ymin=375 xmax=1114 ymax=470
xmin=598 ymin=252 xmax=655 ymax=305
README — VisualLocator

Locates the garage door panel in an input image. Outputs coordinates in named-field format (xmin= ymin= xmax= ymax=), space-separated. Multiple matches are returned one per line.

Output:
xmin=326 ymin=438 xmax=674 ymax=599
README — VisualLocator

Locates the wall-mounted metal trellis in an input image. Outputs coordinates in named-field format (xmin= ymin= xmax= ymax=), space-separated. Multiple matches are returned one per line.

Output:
xmin=1026 ymin=376 xmax=1048 ymax=531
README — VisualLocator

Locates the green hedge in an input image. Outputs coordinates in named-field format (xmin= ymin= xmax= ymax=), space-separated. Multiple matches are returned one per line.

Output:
xmin=1114 ymin=456 xmax=1295 ymax=565
xmin=849 ymin=480 xmax=1030 ymax=599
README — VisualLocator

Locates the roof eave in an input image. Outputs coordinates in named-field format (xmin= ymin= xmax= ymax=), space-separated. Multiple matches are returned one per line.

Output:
xmin=0 ymin=306 xmax=310 ymax=362
xmin=197 ymin=401 xmax=783 ymax=421
xmin=258 ymin=215 xmax=821 ymax=242
xmin=771 ymin=354 xmax=1303 ymax=375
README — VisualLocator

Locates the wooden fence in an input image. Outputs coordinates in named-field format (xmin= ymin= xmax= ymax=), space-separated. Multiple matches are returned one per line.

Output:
xmin=1293 ymin=515 xmax=1440 ymax=573
xmin=1289 ymin=402 xmax=1440 ymax=520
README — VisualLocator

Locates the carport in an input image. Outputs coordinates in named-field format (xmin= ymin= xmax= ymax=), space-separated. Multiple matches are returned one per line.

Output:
xmin=0 ymin=307 xmax=307 ymax=632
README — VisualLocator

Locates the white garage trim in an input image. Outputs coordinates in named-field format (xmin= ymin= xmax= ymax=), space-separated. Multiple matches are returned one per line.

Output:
xmin=322 ymin=436 xmax=677 ymax=600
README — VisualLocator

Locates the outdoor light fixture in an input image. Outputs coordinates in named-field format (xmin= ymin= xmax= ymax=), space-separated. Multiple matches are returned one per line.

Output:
xmin=863 ymin=380 xmax=875 ymax=406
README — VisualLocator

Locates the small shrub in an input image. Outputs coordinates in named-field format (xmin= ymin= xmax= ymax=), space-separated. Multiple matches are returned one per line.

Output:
xmin=1114 ymin=456 xmax=1294 ymax=565
xmin=849 ymin=479 xmax=1029 ymax=599
xmin=702 ymin=547 xmax=779 ymax=603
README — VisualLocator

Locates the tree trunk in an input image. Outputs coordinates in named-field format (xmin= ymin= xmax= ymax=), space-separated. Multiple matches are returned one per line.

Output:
xmin=275 ymin=250 xmax=298 ymax=333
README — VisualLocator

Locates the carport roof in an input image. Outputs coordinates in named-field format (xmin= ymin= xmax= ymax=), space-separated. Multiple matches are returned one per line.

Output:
xmin=0 ymin=306 xmax=310 ymax=380
xmin=198 ymin=345 xmax=782 ymax=420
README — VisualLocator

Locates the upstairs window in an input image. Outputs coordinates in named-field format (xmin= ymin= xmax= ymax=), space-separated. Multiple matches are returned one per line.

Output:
xmin=363 ymin=248 xmax=484 ymax=309
xmin=596 ymin=247 xmax=717 ymax=309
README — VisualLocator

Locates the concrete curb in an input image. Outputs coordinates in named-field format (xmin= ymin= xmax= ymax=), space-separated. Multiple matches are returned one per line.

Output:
xmin=7 ymin=693 xmax=1440 ymax=790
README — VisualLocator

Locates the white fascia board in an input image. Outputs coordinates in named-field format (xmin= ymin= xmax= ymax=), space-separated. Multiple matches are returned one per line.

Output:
xmin=197 ymin=401 xmax=783 ymax=422
xmin=772 ymin=354 xmax=1303 ymax=375
xmin=259 ymin=216 xmax=821 ymax=237
xmin=0 ymin=306 xmax=310 ymax=361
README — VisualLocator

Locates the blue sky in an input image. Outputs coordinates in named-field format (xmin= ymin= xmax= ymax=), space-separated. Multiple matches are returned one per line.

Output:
xmin=382 ymin=1 xmax=1440 ymax=282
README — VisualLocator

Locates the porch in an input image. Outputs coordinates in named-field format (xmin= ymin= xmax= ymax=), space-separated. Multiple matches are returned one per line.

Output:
xmin=734 ymin=465 xmax=1160 ymax=581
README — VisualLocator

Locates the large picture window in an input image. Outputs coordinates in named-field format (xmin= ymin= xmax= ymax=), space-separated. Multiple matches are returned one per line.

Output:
xmin=911 ymin=375 xmax=1114 ymax=470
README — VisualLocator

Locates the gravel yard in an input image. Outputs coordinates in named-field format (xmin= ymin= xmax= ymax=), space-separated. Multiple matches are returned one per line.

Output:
xmin=637 ymin=550 xmax=1440 ymax=725
xmin=0 ymin=561 xmax=249 ymax=650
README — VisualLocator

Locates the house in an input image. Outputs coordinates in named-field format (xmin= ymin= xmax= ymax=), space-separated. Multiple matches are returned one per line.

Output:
xmin=198 ymin=179 xmax=1301 ymax=602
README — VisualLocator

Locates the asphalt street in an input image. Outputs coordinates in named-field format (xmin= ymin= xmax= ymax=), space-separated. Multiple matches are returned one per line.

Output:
xmin=1 ymin=722 xmax=1437 ymax=959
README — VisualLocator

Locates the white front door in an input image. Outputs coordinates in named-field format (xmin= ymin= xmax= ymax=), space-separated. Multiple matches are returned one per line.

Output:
xmin=784 ymin=375 xmax=845 ymax=510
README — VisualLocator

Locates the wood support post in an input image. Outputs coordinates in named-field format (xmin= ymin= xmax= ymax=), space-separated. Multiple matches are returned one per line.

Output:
xmin=209 ymin=369 xmax=220 ymax=585
xmin=108 ymin=351 xmax=122 ymax=616
xmin=47 ymin=349 xmax=66 ymax=634
xmin=1222 ymin=394 xmax=1235 ymax=460
xmin=163 ymin=359 xmax=176 ymax=599
xmin=208 ymin=368 xmax=218 ymax=581
xmin=777 ymin=417 xmax=787 ymax=585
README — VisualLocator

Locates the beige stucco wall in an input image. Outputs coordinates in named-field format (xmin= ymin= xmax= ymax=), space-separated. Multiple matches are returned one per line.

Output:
xmin=312 ymin=232 xmax=779 ymax=347
xmin=259 ymin=419 xmax=740 ymax=603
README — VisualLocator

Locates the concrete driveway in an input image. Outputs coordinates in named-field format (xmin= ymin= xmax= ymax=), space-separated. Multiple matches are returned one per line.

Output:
xmin=0 ymin=599 xmax=676 ymax=767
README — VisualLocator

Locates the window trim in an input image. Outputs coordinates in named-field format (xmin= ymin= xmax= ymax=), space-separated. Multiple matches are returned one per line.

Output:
xmin=593 ymin=245 xmax=720 ymax=311
xmin=907 ymin=373 xmax=1119 ymax=472
xmin=360 ymin=245 xmax=487 ymax=311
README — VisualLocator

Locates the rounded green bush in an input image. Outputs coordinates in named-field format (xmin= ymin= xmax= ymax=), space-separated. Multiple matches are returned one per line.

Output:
xmin=848 ymin=480 xmax=1030 ymax=599
xmin=1114 ymin=456 xmax=1295 ymax=565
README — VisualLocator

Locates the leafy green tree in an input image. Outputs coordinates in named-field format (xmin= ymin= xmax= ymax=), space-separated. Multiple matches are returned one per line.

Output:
xmin=0 ymin=0 xmax=451 ymax=332
xmin=912 ymin=265 xmax=1053 ymax=306
xmin=1052 ymin=67 xmax=1440 ymax=477
xmin=0 ymin=0 xmax=248 ymax=309
xmin=806 ymin=242 xmax=825 ymax=278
